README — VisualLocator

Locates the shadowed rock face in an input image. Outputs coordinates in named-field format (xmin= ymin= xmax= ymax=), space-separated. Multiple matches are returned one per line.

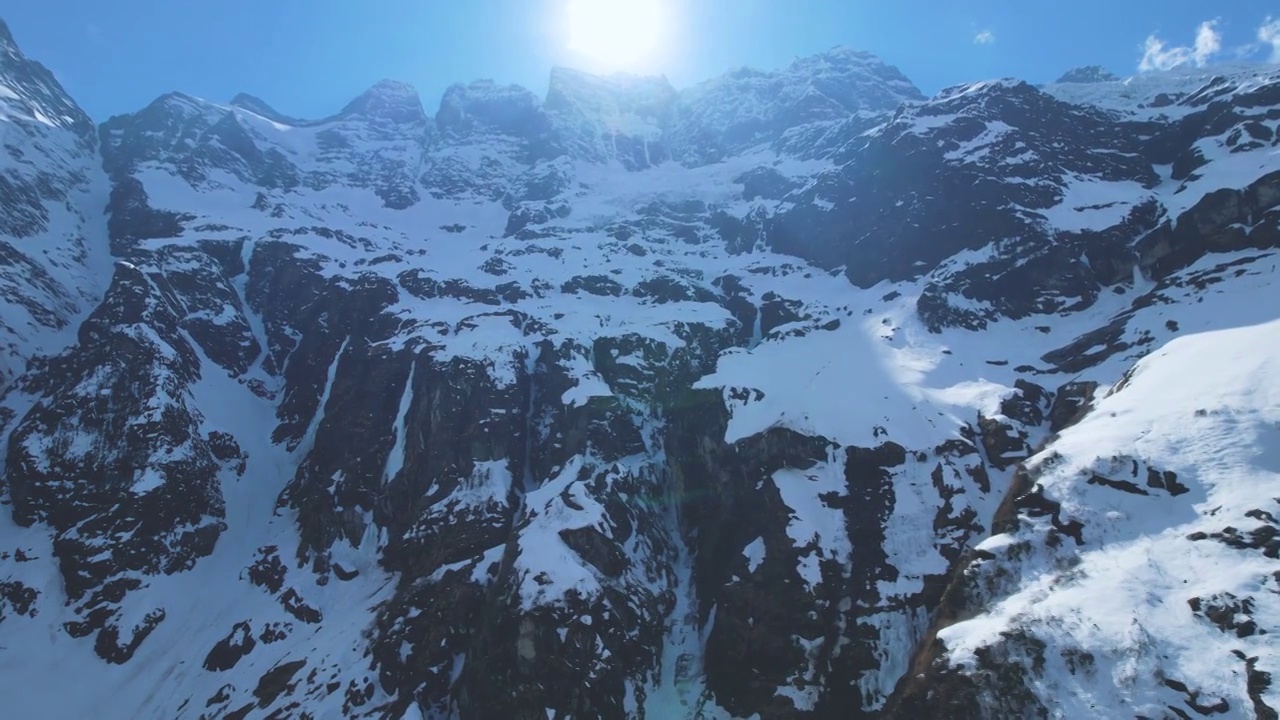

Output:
xmin=6 ymin=262 xmax=225 ymax=663
xmin=4 ymin=17 xmax=1280 ymax=720
xmin=1137 ymin=170 xmax=1280 ymax=278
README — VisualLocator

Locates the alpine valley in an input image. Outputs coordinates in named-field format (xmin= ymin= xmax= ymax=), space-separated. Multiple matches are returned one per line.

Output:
xmin=2 ymin=16 xmax=1280 ymax=720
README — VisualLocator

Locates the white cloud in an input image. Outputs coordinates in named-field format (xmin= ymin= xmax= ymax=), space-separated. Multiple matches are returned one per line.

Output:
xmin=973 ymin=29 xmax=995 ymax=45
xmin=1234 ymin=42 xmax=1261 ymax=59
xmin=1139 ymin=19 xmax=1222 ymax=72
xmin=1259 ymin=16 xmax=1280 ymax=61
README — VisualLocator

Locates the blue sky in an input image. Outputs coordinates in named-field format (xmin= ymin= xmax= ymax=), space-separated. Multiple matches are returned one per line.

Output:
xmin=5 ymin=1 xmax=1280 ymax=122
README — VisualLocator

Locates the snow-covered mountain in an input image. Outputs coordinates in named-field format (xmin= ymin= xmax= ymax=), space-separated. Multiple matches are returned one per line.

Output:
xmin=1 ymin=15 xmax=1279 ymax=719
xmin=0 ymin=20 xmax=109 ymax=391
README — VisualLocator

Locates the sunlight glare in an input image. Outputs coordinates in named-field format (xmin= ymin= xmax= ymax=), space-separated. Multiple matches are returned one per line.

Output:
xmin=564 ymin=0 xmax=666 ymax=71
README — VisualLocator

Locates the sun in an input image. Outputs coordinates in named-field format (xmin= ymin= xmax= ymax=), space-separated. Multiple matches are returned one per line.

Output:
xmin=564 ymin=0 xmax=666 ymax=72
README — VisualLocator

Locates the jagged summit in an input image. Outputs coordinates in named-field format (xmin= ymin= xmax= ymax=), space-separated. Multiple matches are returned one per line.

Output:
xmin=664 ymin=44 xmax=926 ymax=164
xmin=93 ymin=45 xmax=930 ymax=175
xmin=695 ymin=44 xmax=926 ymax=110
xmin=737 ymin=43 xmax=918 ymax=89
xmin=0 ymin=19 xmax=95 ymax=139
xmin=1053 ymin=65 xmax=1121 ymax=84
xmin=787 ymin=45 xmax=925 ymax=102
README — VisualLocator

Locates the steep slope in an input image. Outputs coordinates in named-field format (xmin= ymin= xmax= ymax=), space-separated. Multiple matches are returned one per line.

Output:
xmin=1 ymin=16 xmax=1279 ymax=720
xmin=0 ymin=19 xmax=109 ymax=391
xmin=887 ymin=315 xmax=1280 ymax=719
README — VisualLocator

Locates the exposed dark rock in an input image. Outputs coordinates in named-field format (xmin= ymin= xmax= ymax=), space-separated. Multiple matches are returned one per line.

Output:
xmin=631 ymin=275 xmax=717 ymax=304
xmin=1146 ymin=467 xmax=1190 ymax=496
xmin=1040 ymin=317 xmax=1131 ymax=374
xmin=247 ymin=546 xmax=287 ymax=594
xmin=1000 ymin=379 xmax=1050 ymax=427
xmin=1195 ymin=524 xmax=1280 ymax=559
xmin=736 ymin=165 xmax=802 ymax=201
xmin=768 ymin=80 xmax=1157 ymax=306
xmin=1137 ymin=171 xmax=1280 ymax=278
xmin=332 ymin=563 xmax=359 ymax=581
xmin=280 ymin=588 xmax=322 ymax=624
xmin=1234 ymin=650 xmax=1278 ymax=720
xmin=207 ymin=431 xmax=247 ymax=475
xmin=1010 ymin=484 xmax=1085 ymax=546
xmin=204 ymin=621 xmax=258 ymax=671
xmin=504 ymin=201 xmax=570 ymax=237
xmin=244 ymin=240 xmax=329 ymax=375
xmin=1189 ymin=593 xmax=1261 ymax=638
xmin=480 ymin=256 xmax=514 ymax=276
xmin=1047 ymin=380 xmax=1097 ymax=432
xmin=399 ymin=269 xmax=501 ymax=306
xmin=0 ymin=579 xmax=39 ymax=620
xmin=1162 ymin=677 xmax=1231 ymax=715
xmin=978 ymin=415 xmax=1030 ymax=470
xmin=758 ymin=291 xmax=809 ymax=335
xmin=1086 ymin=472 xmax=1149 ymax=495
xmin=104 ymin=176 xmax=192 ymax=255
xmin=5 ymin=260 xmax=224 ymax=660
xmin=253 ymin=659 xmax=308 ymax=707
xmin=885 ymin=629 xmax=1051 ymax=720
xmin=95 ymin=608 xmax=166 ymax=664
xmin=561 ymin=274 xmax=624 ymax=297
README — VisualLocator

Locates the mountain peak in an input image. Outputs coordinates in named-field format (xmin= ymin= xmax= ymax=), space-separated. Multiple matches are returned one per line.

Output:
xmin=338 ymin=79 xmax=426 ymax=123
xmin=542 ymin=65 xmax=680 ymax=132
xmin=0 ymin=18 xmax=95 ymax=142
xmin=931 ymin=77 xmax=1034 ymax=105
xmin=669 ymin=44 xmax=925 ymax=164
xmin=1054 ymin=65 xmax=1122 ymax=84
xmin=435 ymin=79 xmax=545 ymax=138
xmin=144 ymin=90 xmax=222 ymax=119
xmin=229 ymin=92 xmax=306 ymax=125
xmin=0 ymin=18 xmax=15 ymax=51
xmin=805 ymin=45 xmax=887 ymax=65
xmin=787 ymin=45 xmax=925 ymax=100
xmin=543 ymin=66 xmax=678 ymax=169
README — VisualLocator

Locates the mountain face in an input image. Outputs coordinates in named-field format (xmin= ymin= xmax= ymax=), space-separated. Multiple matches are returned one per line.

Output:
xmin=1 ymin=17 xmax=1279 ymax=719
xmin=0 ymin=20 xmax=109 ymax=391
